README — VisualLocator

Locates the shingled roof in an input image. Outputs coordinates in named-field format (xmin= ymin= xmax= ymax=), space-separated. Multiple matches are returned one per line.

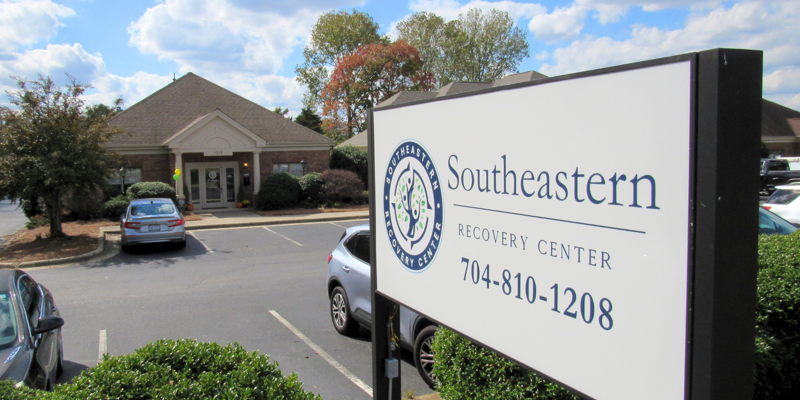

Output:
xmin=109 ymin=73 xmax=334 ymax=147
xmin=762 ymin=98 xmax=800 ymax=138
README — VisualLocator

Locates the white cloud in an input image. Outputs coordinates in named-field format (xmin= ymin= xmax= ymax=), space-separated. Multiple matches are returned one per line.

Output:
xmin=576 ymin=1 xmax=722 ymax=23
xmin=534 ymin=50 xmax=549 ymax=60
xmin=408 ymin=0 xmax=547 ymax=22
xmin=0 ymin=0 xmax=74 ymax=51
xmin=528 ymin=5 xmax=587 ymax=42
xmin=764 ymin=68 xmax=800 ymax=95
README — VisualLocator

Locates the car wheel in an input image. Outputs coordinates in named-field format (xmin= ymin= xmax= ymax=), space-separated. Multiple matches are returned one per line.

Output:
xmin=414 ymin=326 xmax=438 ymax=388
xmin=330 ymin=286 xmax=357 ymax=336
xmin=120 ymin=243 xmax=130 ymax=252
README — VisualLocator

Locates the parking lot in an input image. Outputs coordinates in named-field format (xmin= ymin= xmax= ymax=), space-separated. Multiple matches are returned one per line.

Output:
xmin=29 ymin=219 xmax=433 ymax=399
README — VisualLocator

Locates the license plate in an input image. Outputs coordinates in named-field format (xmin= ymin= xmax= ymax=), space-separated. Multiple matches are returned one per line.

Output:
xmin=148 ymin=225 xmax=161 ymax=232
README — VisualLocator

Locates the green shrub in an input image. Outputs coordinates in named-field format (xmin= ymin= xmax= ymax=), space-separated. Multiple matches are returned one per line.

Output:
xmin=18 ymin=196 xmax=42 ymax=218
xmin=101 ymin=195 xmax=130 ymax=219
xmin=330 ymin=146 xmax=368 ymax=185
xmin=299 ymin=172 xmax=324 ymax=205
xmin=0 ymin=380 xmax=39 ymax=400
xmin=754 ymin=231 xmax=800 ymax=399
xmin=321 ymin=169 xmax=363 ymax=203
xmin=256 ymin=173 xmax=301 ymax=210
xmin=25 ymin=215 xmax=48 ymax=229
xmin=63 ymin=188 xmax=104 ymax=221
xmin=432 ymin=327 xmax=579 ymax=400
xmin=0 ymin=339 xmax=321 ymax=400
xmin=127 ymin=181 xmax=176 ymax=201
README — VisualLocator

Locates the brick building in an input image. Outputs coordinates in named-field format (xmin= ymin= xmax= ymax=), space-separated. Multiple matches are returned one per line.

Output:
xmin=107 ymin=73 xmax=334 ymax=210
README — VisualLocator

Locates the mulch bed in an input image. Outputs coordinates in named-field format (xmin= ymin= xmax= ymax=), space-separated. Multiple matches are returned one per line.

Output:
xmin=0 ymin=212 xmax=202 ymax=264
xmin=0 ymin=220 xmax=118 ymax=264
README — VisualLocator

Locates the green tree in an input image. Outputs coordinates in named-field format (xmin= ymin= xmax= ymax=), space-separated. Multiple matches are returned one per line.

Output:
xmin=85 ymin=97 xmax=124 ymax=127
xmin=295 ymin=10 xmax=386 ymax=110
xmin=294 ymin=107 xmax=323 ymax=134
xmin=272 ymin=106 xmax=292 ymax=120
xmin=0 ymin=76 xmax=123 ymax=237
xmin=397 ymin=8 xmax=530 ymax=87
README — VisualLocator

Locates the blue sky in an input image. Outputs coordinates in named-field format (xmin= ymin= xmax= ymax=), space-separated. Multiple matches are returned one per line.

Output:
xmin=1 ymin=0 xmax=798 ymax=115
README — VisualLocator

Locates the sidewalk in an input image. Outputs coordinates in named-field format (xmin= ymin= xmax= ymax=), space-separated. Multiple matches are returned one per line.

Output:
xmin=101 ymin=208 xmax=370 ymax=235
xmin=1 ymin=209 xmax=369 ymax=269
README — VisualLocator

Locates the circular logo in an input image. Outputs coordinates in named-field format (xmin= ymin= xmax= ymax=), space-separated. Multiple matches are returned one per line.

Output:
xmin=383 ymin=140 xmax=443 ymax=272
xmin=208 ymin=171 xmax=217 ymax=180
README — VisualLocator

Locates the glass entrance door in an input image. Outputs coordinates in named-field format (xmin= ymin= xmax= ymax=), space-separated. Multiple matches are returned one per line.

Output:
xmin=202 ymin=167 xmax=224 ymax=208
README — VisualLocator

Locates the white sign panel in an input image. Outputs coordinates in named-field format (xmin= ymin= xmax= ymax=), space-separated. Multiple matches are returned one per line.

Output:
xmin=373 ymin=60 xmax=693 ymax=399
xmin=204 ymin=149 xmax=233 ymax=156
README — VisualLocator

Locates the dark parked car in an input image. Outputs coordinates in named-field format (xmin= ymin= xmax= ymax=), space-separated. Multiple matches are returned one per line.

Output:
xmin=759 ymin=207 xmax=798 ymax=235
xmin=327 ymin=225 xmax=438 ymax=388
xmin=760 ymin=159 xmax=800 ymax=195
xmin=120 ymin=198 xmax=186 ymax=251
xmin=0 ymin=269 xmax=64 ymax=390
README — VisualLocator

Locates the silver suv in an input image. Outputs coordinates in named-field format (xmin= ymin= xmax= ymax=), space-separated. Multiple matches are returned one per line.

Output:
xmin=326 ymin=224 xmax=437 ymax=388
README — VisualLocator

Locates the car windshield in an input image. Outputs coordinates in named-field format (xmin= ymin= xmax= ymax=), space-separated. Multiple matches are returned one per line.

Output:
xmin=0 ymin=292 xmax=18 ymax=349
xmin=760 ymin=208 xmax=798 ymax=235
xmin=130 ymin=202 xmax=175 ymax=216
xmin=767 ymin=190 xmax=800 ymax=205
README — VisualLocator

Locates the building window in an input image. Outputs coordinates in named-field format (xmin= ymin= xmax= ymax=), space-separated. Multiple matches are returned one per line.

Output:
xmin=108 ymin=168 xmax=142 ymax=194
xmin=273 ymin=163 xmax=307 ymax=178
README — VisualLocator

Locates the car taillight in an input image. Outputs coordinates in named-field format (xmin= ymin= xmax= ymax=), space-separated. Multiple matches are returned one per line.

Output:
xmin=168 ymin=219 xmax=184 ymax=227
xmin=762 ymin=206 xmax=771 ymax=211
xmin=123 ymin=221 xmax=141 ymax=229
xmin=327 ymin=254 xmax=333 ymax=264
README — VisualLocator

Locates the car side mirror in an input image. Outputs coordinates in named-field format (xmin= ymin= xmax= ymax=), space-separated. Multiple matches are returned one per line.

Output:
xmin=33 ymin=316 xmax=64 ymax=335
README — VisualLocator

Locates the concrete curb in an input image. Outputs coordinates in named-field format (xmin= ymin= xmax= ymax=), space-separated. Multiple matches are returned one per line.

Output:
xmin=1 ymin=210 xmax=369 ymax=268
xmin=0 ymin=232 xmax=107 ymax=269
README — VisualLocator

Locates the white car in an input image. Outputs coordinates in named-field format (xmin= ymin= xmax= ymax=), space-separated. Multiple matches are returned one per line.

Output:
xmin=763 ymin=184 xmax=800 ymax=226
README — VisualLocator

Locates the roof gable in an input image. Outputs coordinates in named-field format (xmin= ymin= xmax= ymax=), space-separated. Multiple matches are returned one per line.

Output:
xmin=109 ymin=73 xmax=333 ymax=148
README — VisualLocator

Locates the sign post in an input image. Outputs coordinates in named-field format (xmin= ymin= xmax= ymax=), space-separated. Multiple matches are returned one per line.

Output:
xmin=369 ymin=48 xmax=762 ymax=400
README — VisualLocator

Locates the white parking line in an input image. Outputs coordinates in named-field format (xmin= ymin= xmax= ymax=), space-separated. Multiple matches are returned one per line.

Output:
xmin=269 ymin=310 xmax=373 ymax=397
xmin=329 ymin=222 xmax=348 ymax=229
xmin=188 ymin=232 xmax=214 ymax=253
xmin=262 ymin=227 xmax=303 ymax=246
xmin=98 ymin=330 xmax=107 ymax=361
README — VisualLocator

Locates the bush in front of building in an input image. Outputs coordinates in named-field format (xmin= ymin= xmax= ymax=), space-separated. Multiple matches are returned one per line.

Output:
xmin=432 ymin=327 xmax=578 ymax=400
xmin=321 ymin=169 xmax=363 ymax=203
xmin=299 ymin=172 xmax=324 ymax=205
xmin=754 ymin=231 xmax=800 ymax=399
xmin=256 ymin=172 xmax=301 ymax=210
xmin=126 ymin=181 xmax=176 ymax=201
xmin=63 ymin=188 xmax=105 ymax=220
xmin=100 ymin=195 xmax=130 ymax=219
xmin=0 ymin=339 xmax=321 ymax=400
xmin=330 ymin=146 xmax=368 ymax=186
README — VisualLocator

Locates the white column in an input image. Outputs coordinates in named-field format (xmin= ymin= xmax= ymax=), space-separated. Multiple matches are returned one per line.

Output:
xmin=175 ymin=151 xmax=184 ymax=196
xmin=253 ymin=150 xmax=261 ymax=195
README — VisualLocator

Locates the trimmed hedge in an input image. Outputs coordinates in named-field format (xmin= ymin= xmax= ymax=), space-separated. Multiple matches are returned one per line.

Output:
xmin=0 ymin=339 xmax=320 ymax=400
xmin=432 ymin=328 xmax=579 ymax=400
xmin=256 ymin=173 xmax=301 ymax=210
xmin=321 ymin=169 xmax=363 ymax=203
xmin=100 ymin=195 xmax=130 ymax=219
xmin=330 ymin=146 xmax=368 ymax=185
xmin=754 ymin=231 xmax=800 ymax=399
xmin=126 ymin=181 xmax=176 ymax=201
xmin=299 ymin=172 xmax=324 ymax=205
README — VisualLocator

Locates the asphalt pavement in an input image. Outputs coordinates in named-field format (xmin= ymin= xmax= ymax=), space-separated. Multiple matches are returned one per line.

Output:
xmin=0 ymin=200 xmax=27 ymax=248
xmin=28 ymin=219 xmax=434 ymax=399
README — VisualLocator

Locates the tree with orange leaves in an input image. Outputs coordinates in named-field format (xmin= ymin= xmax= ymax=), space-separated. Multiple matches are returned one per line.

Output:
xmin=320 ymin=40 xmax=435 ymax=142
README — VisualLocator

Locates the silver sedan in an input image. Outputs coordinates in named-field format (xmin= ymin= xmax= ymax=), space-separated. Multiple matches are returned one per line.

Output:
xmin=120 ymin=198 xmax=186 ymax=250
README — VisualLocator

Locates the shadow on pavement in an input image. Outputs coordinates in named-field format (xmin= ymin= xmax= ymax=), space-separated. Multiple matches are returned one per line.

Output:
xmin=56 ymin=360 xmax=91 ymax=385
xmin=82 ymin=235 xmax=210 ymax=269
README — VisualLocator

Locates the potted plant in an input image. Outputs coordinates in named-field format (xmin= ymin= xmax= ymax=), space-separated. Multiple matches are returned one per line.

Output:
xmin=236 ymin=181 xmax=245 ymax=208
xmin=242 ymin=200 xmax=251 ymax=208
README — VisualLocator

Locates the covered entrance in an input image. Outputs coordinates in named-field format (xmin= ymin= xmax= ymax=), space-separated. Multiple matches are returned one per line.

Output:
xmin=164 ymin=109 xmax=267 ymax=210
xmin=186 ymin=162 xmax=239 ymax=209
